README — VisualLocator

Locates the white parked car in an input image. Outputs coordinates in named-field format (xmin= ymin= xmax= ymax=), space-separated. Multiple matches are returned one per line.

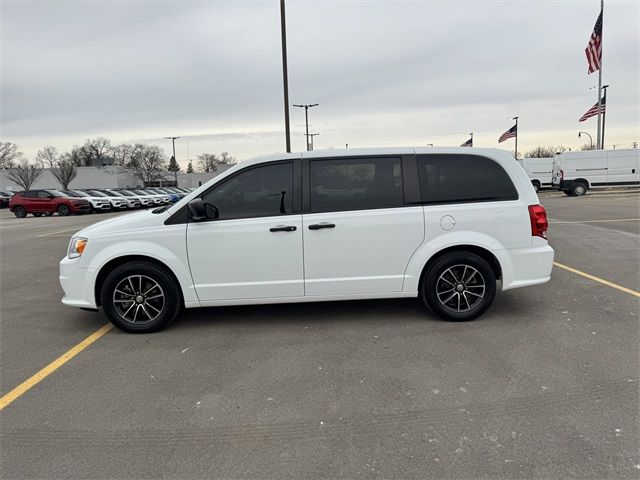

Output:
xmin=62 ymin=190 xmax=112 ymax=212
xmin=60 ymin=147 xmax=554 ymax=333
xmin=84 ymin=190 xmax=128 ymax=210
xmin=552 ymin=148 xmax=639 ymax=196
xmin=517 ymin=157 xmax=553 ymax=192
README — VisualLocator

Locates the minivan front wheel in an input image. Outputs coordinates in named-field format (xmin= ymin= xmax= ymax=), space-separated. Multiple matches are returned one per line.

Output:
xmin=101 ymin=262 xmax=181 ymax=333
xmin=422 ymin=251 xmax=496 ymax=322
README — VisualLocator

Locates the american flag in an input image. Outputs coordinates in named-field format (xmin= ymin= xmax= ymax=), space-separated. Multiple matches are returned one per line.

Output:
xmin=579 ymin=93 xmax=606 ymax=122
xmin=460 ymin=138 xmax=472 ymax=147
xmin=498 ymin=124 xmax=517 ymax=143
xmin=585 ymin=9 xmax=603 ymax=74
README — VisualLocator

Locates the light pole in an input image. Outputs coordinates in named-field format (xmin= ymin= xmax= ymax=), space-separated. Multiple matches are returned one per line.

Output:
xmin=280 ymin=0 xmax=291 ymax=153
xmin=308 ymin=133 xmax=319 ymax=151
xmin=164 ymin=136 xmax=180 ymax=185
xmin=578 ymin=131 xmax=593 ymax=149
xmin=293 ymin=103 xmax=318 ymax=151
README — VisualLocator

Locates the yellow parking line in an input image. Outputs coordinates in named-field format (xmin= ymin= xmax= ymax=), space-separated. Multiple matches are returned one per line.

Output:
xmin=0 ymin=323 xmax=113 ymax=410
xmin=549 ymin=218 xmax=640 ymax=224
xmin=554 ymin=262 xmax=640 ymax=298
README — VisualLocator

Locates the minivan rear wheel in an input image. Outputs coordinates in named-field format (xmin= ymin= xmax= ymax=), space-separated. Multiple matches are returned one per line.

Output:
xmin=101 ymin=262 xmax=181 ymax=333
xmin=421 ymin=251 xmax=496 ymax=322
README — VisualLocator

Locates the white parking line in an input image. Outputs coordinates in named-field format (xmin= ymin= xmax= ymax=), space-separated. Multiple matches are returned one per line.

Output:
xmin=37 ymin=228 xmax=81 ymax=238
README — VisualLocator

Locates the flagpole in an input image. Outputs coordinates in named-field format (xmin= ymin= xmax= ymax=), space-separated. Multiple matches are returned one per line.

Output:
xmin=513 ymin=116 xmax=519 ymax=158
xmin=596 ymin=0 xmax=603 ymax=149
xmin=601 ymin=84 xmax=608 ymax=148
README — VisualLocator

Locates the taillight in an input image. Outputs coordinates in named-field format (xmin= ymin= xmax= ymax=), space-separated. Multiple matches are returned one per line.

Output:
xmin=528 ymin=204 xmax=548 ymax=239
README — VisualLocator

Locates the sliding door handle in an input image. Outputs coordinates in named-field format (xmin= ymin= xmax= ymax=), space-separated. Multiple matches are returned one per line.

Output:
xmin=308 ymin=222 xmax=335 ymax=230
xmin=269 ymin=225 xmax=297 ymax=232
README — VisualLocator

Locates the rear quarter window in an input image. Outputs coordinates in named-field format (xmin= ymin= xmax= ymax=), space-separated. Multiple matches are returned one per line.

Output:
xmin=417 ymin=154 xmax=518 ymax=204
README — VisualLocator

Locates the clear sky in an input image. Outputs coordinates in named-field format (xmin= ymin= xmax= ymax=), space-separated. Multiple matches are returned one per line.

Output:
xmin=1 ymin=0 xmax=638 ymax=165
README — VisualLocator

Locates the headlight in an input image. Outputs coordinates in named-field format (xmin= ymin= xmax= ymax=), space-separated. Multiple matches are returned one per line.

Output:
xmin=68 ymin=237 xmax=88 ymax=259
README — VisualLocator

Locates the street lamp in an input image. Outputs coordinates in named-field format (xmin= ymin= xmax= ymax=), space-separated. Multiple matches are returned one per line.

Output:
xmin=308 ymin=133 xmax=319 ymax=151
xmin=293 ymin=103 xmax=318 ymax=151
xmin=578 ymin=131 xmax=593 ymax=149
xmin=164 ymin=136 xmax=180 ymax=185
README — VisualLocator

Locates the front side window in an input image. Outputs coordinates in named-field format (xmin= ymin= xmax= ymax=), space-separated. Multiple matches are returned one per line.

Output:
xmin=309 ymin=157 xmax=403 ymax=213
xmin=201 ymin=162 xmax=293 ymax=220
xmin=417 ymin=154 xmax=518 ymax=204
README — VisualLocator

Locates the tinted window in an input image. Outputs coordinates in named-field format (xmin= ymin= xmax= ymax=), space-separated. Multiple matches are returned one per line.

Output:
xmin=309 ymin=157 xmax=403 ymax=213
xmin=201 ymin=162 xmax=293 ymax=220
xmin=417 ymin=154 xmax=518 ymax=204
xmin=22 ymin=191 xmax=37 ymax=198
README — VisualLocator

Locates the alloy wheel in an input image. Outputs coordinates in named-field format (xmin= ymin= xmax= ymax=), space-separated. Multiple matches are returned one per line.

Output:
xmin=436 ymin=264 xmax=485 ymax=313
xmin=112 ymin=275 xmax=166 ymax=324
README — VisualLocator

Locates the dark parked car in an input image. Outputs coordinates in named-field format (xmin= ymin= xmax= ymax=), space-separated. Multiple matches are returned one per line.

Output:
xmin=0 ymin=191 xmax=13 ymax=208
xmin=9 ymin=189 xmax=91 ymax=218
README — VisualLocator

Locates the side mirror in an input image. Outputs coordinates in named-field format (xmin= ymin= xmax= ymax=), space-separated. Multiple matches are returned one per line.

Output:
xmin=188 ymin=198 xmax=207 ymax=222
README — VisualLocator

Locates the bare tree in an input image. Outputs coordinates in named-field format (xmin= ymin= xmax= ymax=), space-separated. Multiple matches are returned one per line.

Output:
xmin=51 ymin=161 xmax=78 ymax=189
xmin=124 ymin=144 xmax=168 ymax=185
xmin=110 ymin=143 xmax=134 ymax=166
xmin=36 ymin=146 xmax=59 ymax=167
xmin=0 ymin=142 xmax=24 ymax=169
xmin=197 ymin=153 xmax=219 ymax=173
xmin=219 ymin=152 xmax=236 ymax=164
xmin=69 ymin=137 xmax=113 ymax=166
xmin=525 ymin=145 xmax=568 ymax=158
xmin=6 ymin=160 xmax=45 ymax=190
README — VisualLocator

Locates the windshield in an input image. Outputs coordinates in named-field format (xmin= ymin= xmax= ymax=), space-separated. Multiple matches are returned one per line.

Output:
xmin=62 ymin=190 xmax=80 ymax=197
xmin=119 ymin=191 xmax=136 ymax=197
xmin=71 ymin=190 xmax=90 ymax=197
xmin=105 ymin=190 xmax=125 ymax=197
xmin=45 ymin=190 xmax=66 ymax=197
xmin=89 ymin=190 xmax=107 ymax=197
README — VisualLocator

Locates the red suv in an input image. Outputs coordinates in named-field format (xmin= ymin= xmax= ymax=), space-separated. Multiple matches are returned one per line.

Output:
xmin=9 ymin=189 xmax=92 ymax=218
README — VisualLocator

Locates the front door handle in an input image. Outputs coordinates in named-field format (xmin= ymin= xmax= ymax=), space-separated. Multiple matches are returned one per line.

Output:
xmin=269 ymin=225 xmax=297 ymax=232
xmin=308 ymin=222 xmax=336 ymax=230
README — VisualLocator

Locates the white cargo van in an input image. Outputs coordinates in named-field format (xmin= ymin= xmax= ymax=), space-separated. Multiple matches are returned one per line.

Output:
xmin=552 ymin=149 xmax=639 ymax=196
xmin=518 ymin=158 xmax=553 ymax=192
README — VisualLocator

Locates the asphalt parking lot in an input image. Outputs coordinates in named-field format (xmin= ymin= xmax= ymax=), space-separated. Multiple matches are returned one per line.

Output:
xmin=1 ymin=191 xmax=638 ymax=479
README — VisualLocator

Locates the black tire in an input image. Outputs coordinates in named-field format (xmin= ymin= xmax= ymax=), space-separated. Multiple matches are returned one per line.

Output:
xmin=532 ymin=181 xmax=540 ymax=192
xmin=101 ymin=261 xmax=182 ymax=333
xmin=57 ymin=204 xmax=70 ymax=216
xmin=571 ymin=182 xmax=588 ymax=196
xmin=563 ymin=190 xmax=573 ymax=196
xmin=13 ymin=206 xmax=27 ymax=218
xmin=421 ymin=251 xmax=497 ymax=322
xmin=33 ymin=212 xmax=42 ymax=217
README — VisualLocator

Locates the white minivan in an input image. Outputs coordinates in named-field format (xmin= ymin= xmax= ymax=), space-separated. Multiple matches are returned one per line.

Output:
xmin=60 ymin=147 xmax=554 ymax=333
xmin=552 ymin=148 xmax=639 ymax=196
xmin=518 ymin=157 xmax=554 ymax=192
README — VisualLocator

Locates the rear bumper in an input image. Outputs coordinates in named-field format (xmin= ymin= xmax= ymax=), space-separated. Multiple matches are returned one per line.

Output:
xmin=59 ymin=257 xmax=98 ymax=309
xmin=500 ymin=244 xmax=554 ymax=291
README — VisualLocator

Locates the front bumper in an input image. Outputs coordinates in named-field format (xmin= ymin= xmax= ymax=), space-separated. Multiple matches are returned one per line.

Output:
xmin=59 ymin=256 xmax=98 ymax=309
xmin=70 ymin=204 xmax=92 ymax=214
